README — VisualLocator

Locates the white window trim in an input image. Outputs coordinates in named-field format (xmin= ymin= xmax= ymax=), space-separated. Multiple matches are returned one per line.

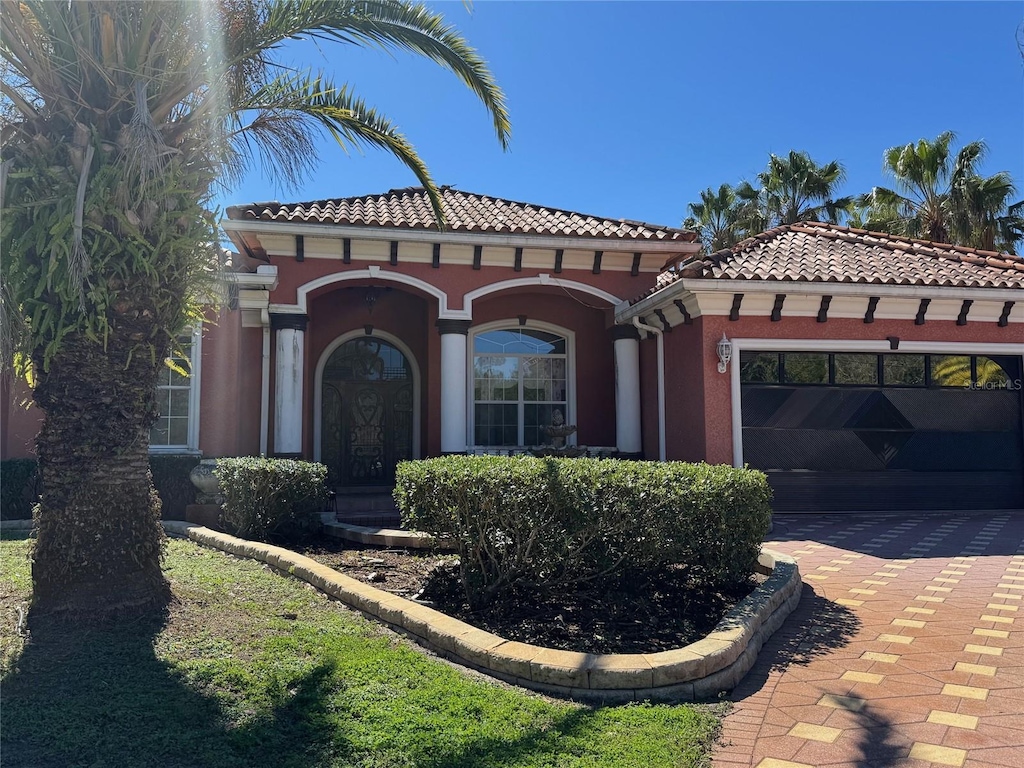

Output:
xmin=728 ymin=337 xmax=1024 ymax=468
xmin=149 ymin=324 xmax=203 ymax=455
xmin=468 ymin=319 xmax=577 ymax=450
xmin=312 ymin=329 xmax=422 ymax=464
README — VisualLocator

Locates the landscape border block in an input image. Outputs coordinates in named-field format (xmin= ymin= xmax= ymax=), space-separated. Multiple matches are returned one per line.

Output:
xmin=162 ymin=521 xmax=801 ymax=702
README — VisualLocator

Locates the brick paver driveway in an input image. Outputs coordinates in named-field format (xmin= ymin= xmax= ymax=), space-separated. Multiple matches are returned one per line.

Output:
xmin=714 ymin=513 xmax=1024 ymax=768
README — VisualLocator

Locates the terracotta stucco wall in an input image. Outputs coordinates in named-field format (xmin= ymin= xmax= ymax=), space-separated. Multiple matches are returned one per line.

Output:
xmin=267 ymin=256 xmax=658 ymax=313
xmin=662 ymin=320 xmax=708 ymax=463
xmin=639 ymin=336 xmax=658 ymax=460
xmin=1 ymin=375 xmax=40 ymax=460
xmin=198 ymin=307 xmax=243 ymax=457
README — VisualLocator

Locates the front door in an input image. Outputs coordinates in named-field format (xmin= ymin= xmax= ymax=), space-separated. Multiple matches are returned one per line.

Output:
xmin=321 ymin=337 xmax=414 ymax=486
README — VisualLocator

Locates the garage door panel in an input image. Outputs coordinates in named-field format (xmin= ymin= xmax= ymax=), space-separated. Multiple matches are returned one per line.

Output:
xmin=888 ymin=431 xmax=1024 ymax=472
xmin=740 ymin=350 xmax=1024 ymax=513
xmin=744 ymin=428 xmax=884 ymax=472
xmin=884 ymin=388 xmax=1022 ymax=431
xmin=743 ymin=388 xmax=879 ymax=430
xmin=767 ymin=471 xmax=1024 ymax=513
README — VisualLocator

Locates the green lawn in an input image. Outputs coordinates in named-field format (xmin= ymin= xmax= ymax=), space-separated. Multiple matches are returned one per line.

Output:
xmin=0 ymin=534 xmax=722 ymax=767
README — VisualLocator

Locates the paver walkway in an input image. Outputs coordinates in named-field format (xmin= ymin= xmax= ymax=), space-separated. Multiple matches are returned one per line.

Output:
xmin=713 ymin=512 xmax=1024 ymax=768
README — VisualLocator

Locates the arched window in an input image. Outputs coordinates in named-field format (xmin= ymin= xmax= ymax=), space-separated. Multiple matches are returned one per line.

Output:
xmin=472 ymin=326 xmax=571 ymax=447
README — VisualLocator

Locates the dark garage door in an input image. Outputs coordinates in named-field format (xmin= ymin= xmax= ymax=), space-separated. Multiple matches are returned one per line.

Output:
xmin=740 ymin=351 xmax=1024 ymax=512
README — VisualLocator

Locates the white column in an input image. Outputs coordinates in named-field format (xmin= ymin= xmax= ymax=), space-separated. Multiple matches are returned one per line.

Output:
xmin=271 ymin=313 xmax=307 ymax=456
xmin=437 ymin=319 xmax=471 ymax=453
xmin=612 ymin=326 xmax=643 ymax=455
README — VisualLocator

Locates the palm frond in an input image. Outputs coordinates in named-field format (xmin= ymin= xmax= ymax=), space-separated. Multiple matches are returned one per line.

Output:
xmin=232 ymin=70 xmax=441 ymax=219
xmin=224 ymin=0 xmax=510 ymax=148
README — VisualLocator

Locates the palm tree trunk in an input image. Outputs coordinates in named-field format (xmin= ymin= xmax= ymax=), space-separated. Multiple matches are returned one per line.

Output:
xmin=30 ymin=325 xmax=169 ymax=618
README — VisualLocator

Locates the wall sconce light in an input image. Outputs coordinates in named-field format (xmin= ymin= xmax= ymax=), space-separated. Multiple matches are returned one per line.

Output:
xmin=716 ymin=334 xmax=733 ymax=374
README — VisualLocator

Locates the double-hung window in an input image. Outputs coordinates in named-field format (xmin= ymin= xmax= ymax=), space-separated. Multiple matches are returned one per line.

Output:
xmin=149 ymin=328 xmax=201 ymax=452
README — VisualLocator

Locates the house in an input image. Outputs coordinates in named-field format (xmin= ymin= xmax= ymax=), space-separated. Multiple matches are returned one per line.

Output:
xmin=2 ymin=188 xmax=1022 ymax=513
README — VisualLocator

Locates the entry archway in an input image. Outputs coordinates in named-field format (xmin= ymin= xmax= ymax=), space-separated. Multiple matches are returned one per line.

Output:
xmin=314 ymin=331 xmax=421 ymax=486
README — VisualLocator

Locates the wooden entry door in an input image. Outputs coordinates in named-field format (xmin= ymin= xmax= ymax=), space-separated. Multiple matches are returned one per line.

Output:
xmin=321 ymin=337 xmax=414 ymax=486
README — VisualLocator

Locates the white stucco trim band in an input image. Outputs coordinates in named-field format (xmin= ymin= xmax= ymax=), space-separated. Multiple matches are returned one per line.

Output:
xmin=727 ymin=337 xmax=1024 ymax=468
xmin=618 ymin=277 xmax=1022 ymax=325
xmin=463 ymin=274 xmax=625 ymax=314
xmin=287 ymin=267 xmax=467 ymax=319
xmin=221 ymin=218 xmax=702 ymax=255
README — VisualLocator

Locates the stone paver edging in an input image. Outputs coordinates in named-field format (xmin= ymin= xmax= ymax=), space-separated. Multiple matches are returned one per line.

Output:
xmin=163 ymin=521 xmax=800 ymax=702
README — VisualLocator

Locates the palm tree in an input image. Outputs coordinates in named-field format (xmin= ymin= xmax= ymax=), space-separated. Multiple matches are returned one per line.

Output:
xmin=858 ymin=132 xmax=1021 ymax=252
xmin=736 ymin=150 xmax=854 ymax=230
xmin=952 ymin=171 xmax=1022 ymax=253
xmin=0 ymin=0 xmax=509 ymax=617
xmin=682 ymin=184 xmax=743 ymax=252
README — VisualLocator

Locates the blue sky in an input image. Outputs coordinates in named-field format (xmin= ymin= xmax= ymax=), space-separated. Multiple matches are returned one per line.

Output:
xmin=214 ymin=1 xmax=1024 ymax=231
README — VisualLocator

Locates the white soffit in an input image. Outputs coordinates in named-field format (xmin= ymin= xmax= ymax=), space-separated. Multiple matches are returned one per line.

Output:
xmin=618 ymin=278 xmax=1022 ymax=326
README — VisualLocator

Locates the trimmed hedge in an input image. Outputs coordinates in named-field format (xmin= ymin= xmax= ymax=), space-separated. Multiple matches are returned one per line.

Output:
xmin=216 ymin=457 xmax=328 ymax=543
xmin=150 ymin=455 xmax=200 ymax=520
xmin=1 ymin=456 xmax=199 ymax=520
xmin=1 ymin=458 xmax=39 ymax=520
xmin=394 ymin=455 xmax=772 ymax=608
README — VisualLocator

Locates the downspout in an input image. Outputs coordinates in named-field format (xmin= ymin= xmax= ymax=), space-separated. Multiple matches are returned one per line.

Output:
xmin=259 ymin=309 xmax=271 ymax=457
xmin=632 ymin=316 xmax=666 ymax=462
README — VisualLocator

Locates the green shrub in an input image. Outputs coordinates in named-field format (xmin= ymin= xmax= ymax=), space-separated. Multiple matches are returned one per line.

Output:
xmin=216 ymin=457 xmax=328 ymax=543
xmin=149 ymin=455 xmax=200 ymax=520
xmin=2 ymin=456 xmax=202 ymax=521
xmin=394 ymin=456 xmax=772 ymax=608
xmin=1 ymin=459 xmax=39 ymax=520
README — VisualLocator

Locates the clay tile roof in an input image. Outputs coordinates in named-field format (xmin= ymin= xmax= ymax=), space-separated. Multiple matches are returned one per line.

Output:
xmin=226 ymin=186 xmax=697 ymax=243
xmin=631 ymin=222 xmax=1023 ymax=304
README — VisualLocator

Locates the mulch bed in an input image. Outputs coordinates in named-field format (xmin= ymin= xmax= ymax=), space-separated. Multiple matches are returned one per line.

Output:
xmin=295 ymin=538 xmax=758 ymax=655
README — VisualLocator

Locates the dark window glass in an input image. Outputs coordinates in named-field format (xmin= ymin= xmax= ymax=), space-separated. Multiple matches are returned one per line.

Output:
xmin=524 ymin=404 xmax=564 ymax=446
xmin=931 ymin=355 xmax=972 ymax=388
xmin=740 ymin=352 xmax=779 ymax=384
xmin=834 ymin=354 xmax=879 ymax=385
xmin=782 ymin=353 xmax=828 ymax=384
xmin=883 ymin=354 xmax=925 ymax=387
xmin=976 ymin=357 xmax=1012 ymax=388
xmin=474 ymin=404 xmax=517 ymax=446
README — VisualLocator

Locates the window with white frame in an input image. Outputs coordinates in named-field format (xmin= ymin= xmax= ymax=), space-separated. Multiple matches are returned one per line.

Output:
xmin=150 ymin=328 xmax=200 ymax=451
xmin=472 ymin=326 xmax=570 ymax=447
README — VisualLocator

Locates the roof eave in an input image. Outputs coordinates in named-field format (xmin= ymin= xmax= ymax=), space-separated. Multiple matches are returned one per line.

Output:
xmin=616 ymin=276 xmax=1023 ymax=323
xmin=220 ymin=218 xmax=701 ymax=254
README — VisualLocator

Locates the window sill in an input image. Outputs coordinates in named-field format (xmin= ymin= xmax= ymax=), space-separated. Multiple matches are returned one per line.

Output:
xmin=149 ymin=447 xmax=202 ymax=456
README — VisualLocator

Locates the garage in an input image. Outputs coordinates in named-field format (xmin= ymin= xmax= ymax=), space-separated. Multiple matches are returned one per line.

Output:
xmin=739 ymin=350 xmax=1024 ymax=512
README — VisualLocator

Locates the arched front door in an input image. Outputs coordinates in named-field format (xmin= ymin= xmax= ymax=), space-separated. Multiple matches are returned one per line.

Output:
xmin=321 ymin=337 xmax=414 ymax=487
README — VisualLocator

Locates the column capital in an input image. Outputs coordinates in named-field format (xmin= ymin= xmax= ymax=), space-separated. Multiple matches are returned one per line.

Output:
xmin=609 ymin=324 xmax=641 ymax=341
xmin=436 ymin=319 xmax=472 ymax=336
xmin=270 ymin=312 xmax=308 ymax=332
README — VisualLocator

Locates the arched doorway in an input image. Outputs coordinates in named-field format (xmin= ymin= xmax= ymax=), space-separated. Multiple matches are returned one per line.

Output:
xmin=320 ymin=336 xmax=416 ymax=487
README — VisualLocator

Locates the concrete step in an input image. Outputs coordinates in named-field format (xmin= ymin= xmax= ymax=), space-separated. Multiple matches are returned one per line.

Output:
xmin=334 ymin=494 xmax=398 ymax=513
xmin=335 ymin=511 xmax=402 ymax=528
